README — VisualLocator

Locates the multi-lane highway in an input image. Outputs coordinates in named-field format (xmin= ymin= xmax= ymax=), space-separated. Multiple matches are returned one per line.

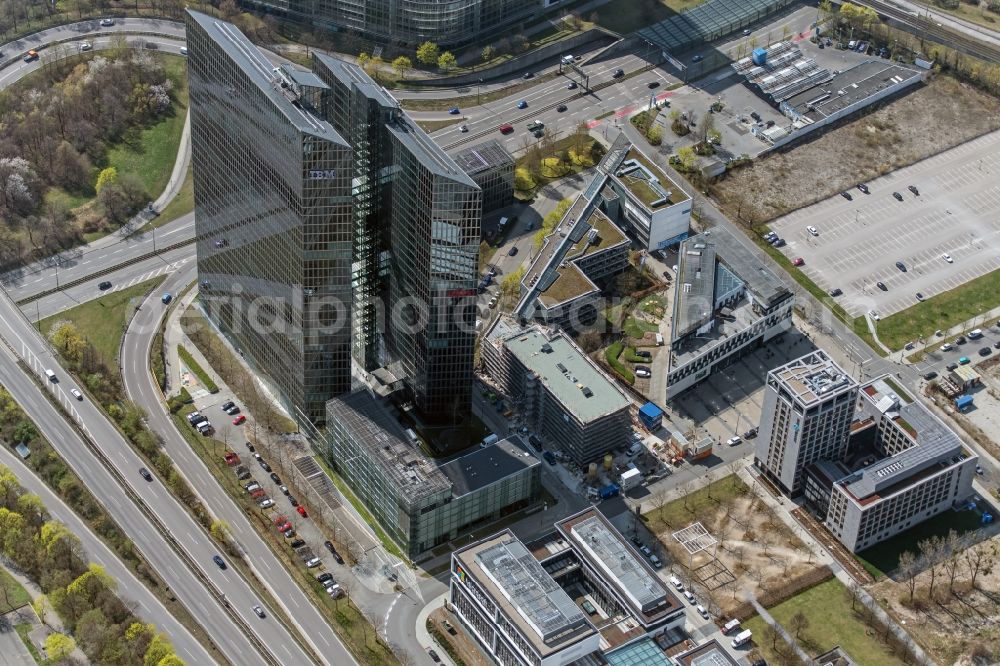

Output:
xmin=0 ymin=289 xmax=324 ymax=666
xmin=121 ymin=263 xmax=360 ymax=666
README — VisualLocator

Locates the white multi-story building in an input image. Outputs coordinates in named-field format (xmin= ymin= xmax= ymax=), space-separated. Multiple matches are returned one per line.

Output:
xmin=667 ymin=227 xmax=794 ymax=398
xmin=804 ymin=377 xmax=978 ymax=552
xmin=754 ymin=351 xmax=859 ymax=496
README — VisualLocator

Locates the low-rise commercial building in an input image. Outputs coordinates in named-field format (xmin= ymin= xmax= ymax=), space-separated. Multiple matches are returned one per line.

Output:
xmin=323 ymin=389 xmax=541 ymax=557
xmin=482 ymin=318 xmax=631 ymax=465
xmin=450 ymin=508 xmax=685 ymax=666
xmin=667 ymin=227 xmax=794 ymax=399
xmin=453 ymin=140 xmax=515 ymax=214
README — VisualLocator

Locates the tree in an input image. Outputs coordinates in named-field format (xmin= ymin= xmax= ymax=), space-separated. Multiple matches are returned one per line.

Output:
xmin=95 ymin=166 xmax=118 ymax=194
xmin=576 ymin=330 xmax=602 ymax=353
xmin=898 ymin=550 xmax=919 ymax=603
xmin=514 ymin=167 xmax=536 ymax=192
xmin=356 ymin=52 xmax=370 ymax=70
xmin=965 ymin=542 xmax=996 ymax=588
xmin=391 ymin=56 xmax=412 ymax=80
xmin=437 ymin=51 xmax=457 ymax=72
xmin=647 ymin=125 xmax=663 ymax=145
xmin=44 ymin=633 xmax=77 ymax=661
xmin=676 ymin=146 xmax=697 ymax=171
xmin=763 ymin=623 xmax=781 ymax=650
xmin=918 ymin=536 xmax=942 ymax=598
xmin=481 ymin=45 xmax=495 ymax=63
xmin=415 ymin=41 xmax=439 ymax=66
xmin=789 ymin=611 xmax=809 ymax=638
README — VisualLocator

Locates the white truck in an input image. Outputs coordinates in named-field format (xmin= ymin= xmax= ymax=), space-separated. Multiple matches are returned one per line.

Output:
xmin=619 ymin=466 xmax=642 ymax=491
xmin=731 ymin=629 xmax=752 ymax=648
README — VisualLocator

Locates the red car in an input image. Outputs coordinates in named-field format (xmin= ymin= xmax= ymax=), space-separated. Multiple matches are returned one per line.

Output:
xmin=250 ymin=488 xmax=267 ymax=499
xmin=233 ymin=415 xmax=247 ymax=425
xmin=277 ymin=521 xmax=292 ymax=533
xmin=792 ymin=257 xmax=804 ymax=266
xmin=499 ymin=123 xmax=514 ymax=134
xmin=273 ymin=515 xmax=288 ymax=526
xmin=296 ymin=505 xmax=308 ymax=518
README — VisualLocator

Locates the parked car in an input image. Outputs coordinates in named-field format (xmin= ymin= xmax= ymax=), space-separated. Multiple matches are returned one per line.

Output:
xmin=895 ymin=261 xmax=907 ymax=272
xmin=297 ymin=505 xmax=308 ymax=517
xmin=259 ymin=498 xmax=274 ymax=508
xmin=691 ymin=55 xmax=703 ymax=63
xmin=916 ymin=292 xmax=925 ymax=301
xmin=942 ymin=253 xmax=953 ymax=263
xmin=959 ymin=356 xmax=971 ymax=365
xmin=743 ymin=427 xmax=758 ymax=439
xmin=841 ymin=191 xmax=852 ymax=200
xmin=772 ymin=238 xmax=786 ymax=248
xmin=806 ymin=225 xmax=818 ymax=236
xmin=428 ymin=649 xmax=441 ymax=663
xmin=647 ymin=80 xmax=660 ymax=88
xmin=946 ymin=362 xmax=958 ymax=371
xmin=290 ymin=539 xmax=305 ymax=548
xmin=857 ymin=183 xmax=870 ymax=194
xmin=908 ymin=185 xmax=919 ymax=196
xmin=868 ymin=310 xmax=880 ymax=321
xmin=979 ymin=347 xmax=991 ymax=357
xmin=305 ymin=557 xmax=321 ymax=568
xmin=792 ymin=257 xmax=804 ymax=266
xmin=221 ymin=400 xmax=235 ymax=411
xmin=727 ymin=436 xmax=742 ymax=446
xmin=876 ymin=281 xmax=887 ymax=291
xmin=233 ymin=415 xmax=246 ymax=425
xmin=270 ymin=472 xmax=281 ymax=484
xmin=635 ymin=366 xmax=651 ymax=378
xmin=828 ymin=288 xmax=842 ymax=297
xmin=893 ymin=191 xmax=904 ymax=201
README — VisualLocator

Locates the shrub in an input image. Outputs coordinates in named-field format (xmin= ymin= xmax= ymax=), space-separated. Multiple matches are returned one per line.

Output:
xmin=514 ymin=167 xmax=536 ymax=191
xmin=176 ymin=345 xmax=219 ymax=393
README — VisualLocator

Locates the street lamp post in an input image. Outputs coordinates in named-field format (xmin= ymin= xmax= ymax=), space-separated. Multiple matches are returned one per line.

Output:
xmin=477 ymin=78 xmax=483 ymax=106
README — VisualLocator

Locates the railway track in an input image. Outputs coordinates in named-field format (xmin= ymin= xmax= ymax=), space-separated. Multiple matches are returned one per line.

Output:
xmin=859 ymin=0 xmax=1000 ymax=64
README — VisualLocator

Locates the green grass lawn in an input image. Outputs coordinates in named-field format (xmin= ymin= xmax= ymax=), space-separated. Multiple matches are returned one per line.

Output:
xmin=148 ymin=164 xmax=194 ymax=230
xmin=874 ymin=268 xmax=1000 ymax=351
xmin=0 ymin=567 xmax=31 ymax=613
xmin=107 ymin=55 xmax=189 ymax=200
xmin=14 ymin=623 xmax=42 ymax=664
xmin=588 ymin=0 xmax=705 ymax=35
xmin=643 ymin=474 xmax=748 ymax=529
xmin=744 ymin=579 xmax=908 ymax=666
xmin=912 ymin=0 xmax=1000 ymax=32
xmin=415 ymin=118 xmax=464 ymax=133
xmin=40 ymin=277 xmax=166 ymax=366
xmin=856 ymin=508 xmax=986 ymax=579
xmin=624 ymin=316 xmax=659 ymax=339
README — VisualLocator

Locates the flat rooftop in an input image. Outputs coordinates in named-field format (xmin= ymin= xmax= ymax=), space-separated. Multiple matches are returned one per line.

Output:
xmin=784 ymin=60 xmax=922 ymax=122
xmin=451 ymin=140 xmax=515 ymax=176
xmin=673 ymin=639 xmax=740 ymax=666
xmin=456 ymin=532 xmax=595 ymax=655
xmin=557 ymin=509 xmax=682 ymax=625
xmin=692 ymin=228 xmax=790 ymax=307
xmin=844 ymin=376 xmax=971 ymax=499
xmin=671 ymin=297 xmax=758 ymax=367
xmin=493 ymin=321 xmax=630 ymax=424
xmin=770 ymin=350 xmax=856 ymax=407
xmin=438 ymin=435 xmax=539 ymax=498
xmin=611 ymin=148 xmax=689 ymax=210
xmin=325 ymin=391 xmax=451 ymax=505
xmin=672 ymin=236 xmax=718 ymax=341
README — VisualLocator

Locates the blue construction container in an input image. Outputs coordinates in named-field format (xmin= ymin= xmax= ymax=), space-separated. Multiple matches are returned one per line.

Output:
xmin=599 ymin=484 xmax=620 ymax=499
xmin=955 ymin=395 xmax=973 ymax=412
xmin=639 ymin=402 xmax=664 ymax=431
xmin=752 ymin=47 xmax=767 ymax=66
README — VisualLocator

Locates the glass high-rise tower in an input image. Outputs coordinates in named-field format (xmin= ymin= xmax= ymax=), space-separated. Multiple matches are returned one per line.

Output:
xmin=187 ymin=11 xmax=480 ymax=425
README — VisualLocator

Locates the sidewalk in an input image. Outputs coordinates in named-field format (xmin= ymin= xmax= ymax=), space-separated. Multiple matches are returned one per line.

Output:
xmin=415 ymin=593 xmax=456 ymax=666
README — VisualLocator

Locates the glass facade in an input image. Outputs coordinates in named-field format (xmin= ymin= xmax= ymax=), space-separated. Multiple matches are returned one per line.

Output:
xmin=240 ymin=0 xmax=545 ymax=48
xmin=187 ymin=12 xmax=354 ymax=423
xmin=188 ymin=12 xmax=480 ymax=426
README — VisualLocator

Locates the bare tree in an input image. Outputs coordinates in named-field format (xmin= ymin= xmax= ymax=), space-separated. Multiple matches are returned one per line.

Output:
xmin=918 ymin=536 xmax=942 ymax=599
xmin=944 ymin=552 xmax=962 ymax=596
xmin=763 ymin=623 xmax=781 ymax=650
xmin=965 ymin=542 xmax=996 ymax=589
xmin=844 ymin=580 xmax=862 ymax=612
xmin=789 ymin=611 xmax=809 ymax=638
xmin=897 ymin=550 xmax=919 ymax=604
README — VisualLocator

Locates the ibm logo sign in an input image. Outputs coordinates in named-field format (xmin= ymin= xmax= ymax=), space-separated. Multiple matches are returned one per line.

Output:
xmin=308 ymin=170 xmax=337 ymax=180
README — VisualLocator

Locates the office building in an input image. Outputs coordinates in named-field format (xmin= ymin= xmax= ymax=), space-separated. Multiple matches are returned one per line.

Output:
xmin=237 ymin=0 xmax=565 ymax=48
xmin=314 ymin=54 xmax=481 ymax=423
xmin=803 ymin=376 xmax=977 ymax=552
xmin=187 ymin=10 xmax=355 ymax=423
xmin=754 ymin=350 xmax=858 ymax=496
xmin=450 ymin=509 xmax=684 ymax=666
xmin=324 ymin=389 xmax=541 ymax=557
xmin=188 ymin=11 xmax=481 ymax=425
xmin=667 ymin=227 xmax=794 ymax=399
xmin=453 ymin=140 xmax=515 ymax=214
xmin=482 ymin=318 xmax=631 ymax=466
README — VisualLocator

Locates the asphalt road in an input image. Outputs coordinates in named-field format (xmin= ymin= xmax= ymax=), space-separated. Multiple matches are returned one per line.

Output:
xmin=771 ymin=130 xmax=1000 ymax=319
xmin=120 ymin=263 xmax=356 ymax=666
xmin=0 ymin=290 xmax=297 ymax=666
xmin=0 ymin=443 xmax=215 ymax=664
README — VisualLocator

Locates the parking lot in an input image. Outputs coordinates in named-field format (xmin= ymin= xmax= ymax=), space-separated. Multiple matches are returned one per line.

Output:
xmin=769 ymin=130 xmax=1000 ymax=319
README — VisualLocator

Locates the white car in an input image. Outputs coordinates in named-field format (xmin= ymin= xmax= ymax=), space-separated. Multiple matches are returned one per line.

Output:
xmin=942 ymin=253 xmax=953 ymax=263
xmin=305 ymin=557 xmax=322 ymax=568
xmin=180 ymin=46 xmax=188 ymax=56
xmin=868 ymin=310 xmax=880 ymax=321
xmin=726 ymin=436 xmax=742 ymax=446
xmin=941 ymin=343 xmax=954 ymax=352
xmin=683 ymin=590 xmax=696 ymax=603
xmin=806 ymin=225 xmax=819 ymax=236
xmin=79 ymin=42 xmax=92 ymax=52
xmin=99 ymin=17 xmax=115 ymax=26
xmin=696 ymin=604 xmax=710 ymax=619
xmin=259 ymin=498 xmax=274 ymax=508
xmin=70 ymin=388 xmax=83 ymax=400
